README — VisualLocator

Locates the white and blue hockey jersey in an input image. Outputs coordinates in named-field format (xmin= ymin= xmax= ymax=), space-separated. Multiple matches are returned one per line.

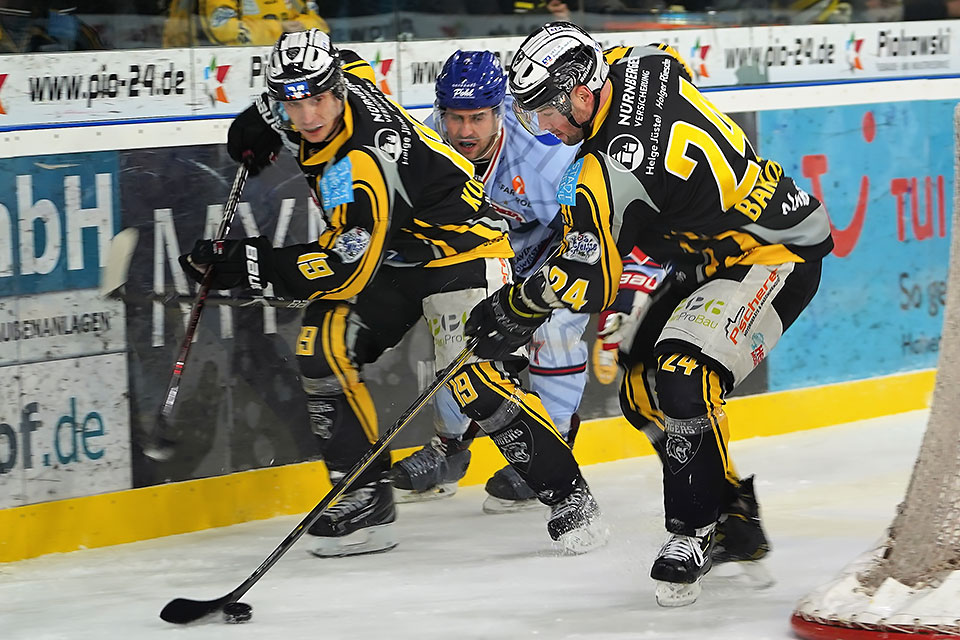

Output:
xmin=427 ymin=96 xmax=579 ymax=277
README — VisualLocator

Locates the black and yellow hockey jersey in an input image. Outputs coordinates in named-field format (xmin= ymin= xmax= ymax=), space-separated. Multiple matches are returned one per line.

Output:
xmin=543 ymin=44 xmax=833 ymax=314
xmin=268 ymin=53 xmax=513 ymax=301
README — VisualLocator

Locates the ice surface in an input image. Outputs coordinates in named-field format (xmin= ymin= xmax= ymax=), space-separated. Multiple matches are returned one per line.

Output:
xmin=0 ymin=411 xmax=927 ymax=640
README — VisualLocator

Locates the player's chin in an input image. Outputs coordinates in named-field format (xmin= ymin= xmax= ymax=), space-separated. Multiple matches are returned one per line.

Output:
xmin=301 ymin=126 xmax=326 ymax=143
xmin=454 ymin=143 xmax=480 ymax=159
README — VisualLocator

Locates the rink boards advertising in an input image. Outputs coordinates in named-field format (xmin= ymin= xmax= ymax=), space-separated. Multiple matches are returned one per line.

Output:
xmin=0 ymin=21 xmax=956 ymax=127
xmin=0 ymin=21 xmax=954 ymax=541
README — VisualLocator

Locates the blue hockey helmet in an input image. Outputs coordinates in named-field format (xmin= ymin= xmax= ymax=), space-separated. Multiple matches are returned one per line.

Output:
xmin=435 ymin=51 xmax=507 ymax=111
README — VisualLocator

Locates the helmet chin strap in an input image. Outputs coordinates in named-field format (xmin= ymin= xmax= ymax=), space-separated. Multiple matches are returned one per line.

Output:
xmin=567 ymin=88 xmax=603 ymax=131
xmin=474 ymin=122 xmax=504 ymax=162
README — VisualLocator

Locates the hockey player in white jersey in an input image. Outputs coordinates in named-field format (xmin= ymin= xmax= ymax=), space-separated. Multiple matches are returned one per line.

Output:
xmin=389 ymin=50 xmax=588 ymax=513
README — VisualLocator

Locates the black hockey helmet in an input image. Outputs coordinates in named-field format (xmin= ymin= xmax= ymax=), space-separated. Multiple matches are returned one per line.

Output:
xmin=508 ymin=22 xmax=608 ymax=135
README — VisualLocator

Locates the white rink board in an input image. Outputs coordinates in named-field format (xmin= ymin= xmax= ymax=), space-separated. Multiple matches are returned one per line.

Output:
xmin=0 ymin=291 xmax=125 ymax=366
xmin=0 ymin=352 xmax=131 ymax=508
xmin=3 ymin=73 xmax=958 ymax=159
xmin=0 ymin=20 xmax=955 ymax=131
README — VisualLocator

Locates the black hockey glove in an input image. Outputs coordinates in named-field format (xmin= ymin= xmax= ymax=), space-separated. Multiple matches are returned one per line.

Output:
xmin=179 ymin=236 xmax=274 ymax=291
xmin=465 ymin=283 xmax=550 ymax=361
xmin=227 ymin=98 xmax=282 ymax=176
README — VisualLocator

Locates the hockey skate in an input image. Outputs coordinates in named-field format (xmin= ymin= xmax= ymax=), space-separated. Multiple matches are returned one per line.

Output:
xmin=483 ymin=416 xmax=580 ymax=515
xmin=712 ymin=476 xmax=774 ymax=588
xmin=651 ymin=523 xmax=716 ymax=607
xmin=482 ymin=464 xmax=543 ymax=514
xmin=547 ymin=477 xmax=609 ymax=554
xmin=389 ymin=435 xmax=471 ymax=503
xmin=308 ymin=477 xmax=398 ymax=558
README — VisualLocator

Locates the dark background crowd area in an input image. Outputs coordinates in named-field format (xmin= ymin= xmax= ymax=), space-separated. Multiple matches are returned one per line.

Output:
xmin=0 ymin=0 xmax=945 ymax=53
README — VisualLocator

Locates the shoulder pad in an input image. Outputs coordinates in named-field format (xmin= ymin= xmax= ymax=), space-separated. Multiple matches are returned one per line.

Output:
xmin=340 ymin=49 xmax=377 ymax=85
xmin=648 ymin=43 xmax=694 ymax=83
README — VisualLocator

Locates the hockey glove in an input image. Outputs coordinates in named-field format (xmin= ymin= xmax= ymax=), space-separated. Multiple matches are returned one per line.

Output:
xmin=591 ymin=339 xmax=619 ymax=385
xmin=227 ymin=98 xmax=282 ymax=176
xmin=596 ymin=252 xmax=668 ymax=353
xmin=465 ymin=283 xmax=550 ymax=361
xmin=179 ymin=236 xmax=274 ymax=291
xmin=597 ymin=287 xmax=653 ymax=353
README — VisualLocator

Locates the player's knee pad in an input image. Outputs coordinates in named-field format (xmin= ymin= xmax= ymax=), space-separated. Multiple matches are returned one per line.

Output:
xmin=302 ymin=374 xmax=346 ymax=440
xmin=662 ymin=413 xmax=718 ymax=475
xmin=486 ymin=410 xmax=579 ymax=504
xmin=654 ymin=352 xmax=725 ymax=419
xmin=302 ymin=373 xmax=384 ymax=480
xmin=446 ymin=362 xmax=520 ymax=427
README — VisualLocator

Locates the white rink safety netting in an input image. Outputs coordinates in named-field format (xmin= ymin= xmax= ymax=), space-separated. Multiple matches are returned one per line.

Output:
xmin=790 ymin=105 xmax=960 ymax=640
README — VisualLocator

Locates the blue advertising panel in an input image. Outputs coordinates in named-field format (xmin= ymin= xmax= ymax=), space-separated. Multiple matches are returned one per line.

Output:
xmin=758 ymin=100 xmax=954 ymax=391
xmin=0 ymin=152 xmax=121 ymax=296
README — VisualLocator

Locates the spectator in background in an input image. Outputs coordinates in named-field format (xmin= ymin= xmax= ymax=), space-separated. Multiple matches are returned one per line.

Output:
xmin=0 ymin=2 xmax=104 ymax=52
xmin=513 ymin=0 xmax=573 ymax=18
xmin=164 ymin=0 xmax=329 ymax=47
xmin=903 ymin=0 xmax=960 ymax=18
xmin=0 ymin=17 xmax=19 ymax=53
xmin=201 ymin=0 xmax=329 ymax=45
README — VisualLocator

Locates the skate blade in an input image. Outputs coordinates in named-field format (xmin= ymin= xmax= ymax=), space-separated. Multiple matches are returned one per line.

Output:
xmin=720 ymin=560 xmax=775 ymax=589
xmin=655 ymin=579 xmax=703 ymax=607
xmin=482 ymin=495 xmax=545 ymax=515
xmin=554 ymin=520 xmax=610 ymax=555
xmin=309 ymin=524 xmax=398 ymax=558
xmin=393 ymin=482 xmax=458 ymax=504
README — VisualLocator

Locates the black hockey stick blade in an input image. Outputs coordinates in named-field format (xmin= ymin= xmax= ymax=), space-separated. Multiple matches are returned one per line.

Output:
xmin=160 ymin=595 xmax=233 ymax=624
xmin=140 ymin=413 xmax=176 ymax=462
xmin=100 ymin=227 xmax=139 ymax=299
xmin=159 ymin=340 xmax=476 ymax=624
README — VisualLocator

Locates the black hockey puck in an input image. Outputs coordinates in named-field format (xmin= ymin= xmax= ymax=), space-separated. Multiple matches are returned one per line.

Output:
xmin=222 ymin=602 xmax=253 ymax=624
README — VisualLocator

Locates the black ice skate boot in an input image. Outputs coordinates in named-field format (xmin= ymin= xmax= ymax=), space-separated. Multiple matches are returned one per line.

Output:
xmin=546 ymin=476 xmax=609 ymax=554
xmin=308 ymin=476 xmax=398 ymax=558
xmin=712 ymin=476 xmax=775 ymax=588
xmin=650 ymin=523 xmax=716 ymax=607
xmin=389 ymin=435 xmax=471 ymax=503
xmin=713 ymin=475 xmax=770 ymax=564
xmin=482 ymin=464 xmax=541 ymax=514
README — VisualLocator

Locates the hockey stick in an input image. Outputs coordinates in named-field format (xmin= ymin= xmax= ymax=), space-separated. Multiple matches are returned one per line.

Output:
xmin=159 ymin=338 xmax=477 ymax=624
xmin=102 ymin=228 xmax=310 ymax=311
xmin=142 ymin=165 xmax=249 ymax=461
xmin=114 ymin=289 xmax=313 ymax=309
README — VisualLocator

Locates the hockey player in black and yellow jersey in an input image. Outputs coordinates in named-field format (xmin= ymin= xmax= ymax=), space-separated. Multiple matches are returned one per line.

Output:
xmin=467 ymin=22 xmax=833 ymax=606
xmin=180 ymin=29 xmax=608 ymax=558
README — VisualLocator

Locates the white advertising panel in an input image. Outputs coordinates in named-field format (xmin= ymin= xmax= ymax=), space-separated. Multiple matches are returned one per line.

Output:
xmin=1 ymin=21 xmax=955 ymax=130
xmin=0 ymin=49 xmax=195 ymax=127
xmin=0 ymin=291 xmax=125 ymax=367
xmin=0 ymin=352 xmax=132 ymax=508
